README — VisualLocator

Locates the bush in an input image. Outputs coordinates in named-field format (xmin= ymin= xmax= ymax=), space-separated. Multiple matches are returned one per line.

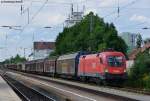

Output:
xmin=126 ymin=50 xmax=150 ymax=90
xmin=143 ymin=74 xmax=150 ymax=90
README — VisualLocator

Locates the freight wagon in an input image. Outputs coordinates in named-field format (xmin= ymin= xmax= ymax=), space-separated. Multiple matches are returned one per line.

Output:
xmin=44 ymin=57 xmax=57 ymax=76
xmin=56 ymin=51 xmax=89 ymax=78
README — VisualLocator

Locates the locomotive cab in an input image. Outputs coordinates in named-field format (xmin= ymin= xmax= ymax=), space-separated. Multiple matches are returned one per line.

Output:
xmin=102 ymin=52 xmax=127 ymax=80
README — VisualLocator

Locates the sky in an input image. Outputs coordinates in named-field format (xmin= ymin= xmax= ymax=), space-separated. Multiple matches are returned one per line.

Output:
xmin=0 ymin=0 xmax=150 ymax=61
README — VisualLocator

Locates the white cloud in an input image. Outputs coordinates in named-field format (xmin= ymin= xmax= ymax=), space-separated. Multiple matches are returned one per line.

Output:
xmin=31 ymin=10 xmax=67 ymax=27
xmin=47 ymin=14 xmax=66 ymax=26
xmin=130 ymin=14 xmax=150 ymax=23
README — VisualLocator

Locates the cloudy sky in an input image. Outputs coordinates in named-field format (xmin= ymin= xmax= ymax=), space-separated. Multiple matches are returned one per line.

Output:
xmin=0 ymin=0 xmax=150 ymax=61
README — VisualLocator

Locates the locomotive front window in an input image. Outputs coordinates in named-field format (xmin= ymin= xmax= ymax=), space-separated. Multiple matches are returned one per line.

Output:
xmin=107 ymin=56 xmax=124 ymax=67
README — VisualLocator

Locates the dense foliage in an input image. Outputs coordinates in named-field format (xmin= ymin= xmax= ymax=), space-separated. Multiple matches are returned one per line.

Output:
xmin=54 ymin=12 xmax=127 ymax=55
xmin=2 ymin=54 xmax=26 ymax=64
xmin=127 ymin=49 xmax=150 ymax=90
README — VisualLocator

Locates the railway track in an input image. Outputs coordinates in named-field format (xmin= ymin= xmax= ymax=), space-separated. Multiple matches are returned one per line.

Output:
xmin=2 ymin=69 xmax=150 ymax=101
xmin=2 ymin=75 xmax=55 ymax=101
xmin=6 ymin=70 xmax=138 ymax=101
xmin=15 ymin=70 xmax=150 ymax=96
xmin=14 ymin=71 xmax=150 ymax=101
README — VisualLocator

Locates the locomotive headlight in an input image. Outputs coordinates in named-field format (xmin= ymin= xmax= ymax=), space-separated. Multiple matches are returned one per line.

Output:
xmin=104 ymin=68 xmax=108 ymax=73
xmin=124 ymin=69 xmax=127 ymax=72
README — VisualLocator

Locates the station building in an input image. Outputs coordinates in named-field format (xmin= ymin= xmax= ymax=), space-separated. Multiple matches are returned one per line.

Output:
xmin=33 ymin=42 xmax=55 ymax=60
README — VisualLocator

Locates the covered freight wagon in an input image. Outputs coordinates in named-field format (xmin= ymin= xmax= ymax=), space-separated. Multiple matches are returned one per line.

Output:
xmin=35 ymin=59 xmax=45 ymax=73
xmin=6 ymin=64 xmax=17 ymax=70
xmin=56 ymin=51 xmax=88 ymax=78
xmin=25 ymin=60 xmax=36 ymax=72
xmin=44 ymin=57 xmax=57 ymax=76
xmin=17 ymin=63 xmax=23 ymax=71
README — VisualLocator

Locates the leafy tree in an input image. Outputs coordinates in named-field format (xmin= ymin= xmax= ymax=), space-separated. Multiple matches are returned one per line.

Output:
xmin=127 ymin=50 xmax=150 ymax=88
xmin=54 ymin=12 xmax=127 ymax=55
xmin=2 ymin=54 xmax=26 ymax=64
xmin=136 ymin=33 xmax=142 ymax=48
xmin=98 ymin=43 xmax=106 ymax=51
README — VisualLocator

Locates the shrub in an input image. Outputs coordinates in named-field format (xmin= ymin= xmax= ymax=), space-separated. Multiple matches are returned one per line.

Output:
xmin=126 ymin=49 xmax=150 ymax=90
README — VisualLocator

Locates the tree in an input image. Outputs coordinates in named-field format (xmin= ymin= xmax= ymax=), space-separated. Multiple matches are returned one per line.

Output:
xmin=136 ymin=33 xmax=142 ymax=48
xmin=127 ymin=50 xmax=150 ymax=88
xmin=2 ymin=54 xmax=26 ymax=64
xmin=54 ymin=12 xmax=127 ymax=55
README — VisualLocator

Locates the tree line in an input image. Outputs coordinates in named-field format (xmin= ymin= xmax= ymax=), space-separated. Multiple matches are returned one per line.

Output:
xmin=1 ymin=54 xmax=26 ymax=64
xmin=52 ymin=12 xmax=127 ymax=56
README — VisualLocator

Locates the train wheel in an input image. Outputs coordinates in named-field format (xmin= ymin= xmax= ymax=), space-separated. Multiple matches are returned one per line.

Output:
xmin=102 ymin=80 xmax=107 ymax=86
xmin=80 ymin=76 xmax=87 ymax=83
xmin=95 ymin=78 xmax=102 ymax=85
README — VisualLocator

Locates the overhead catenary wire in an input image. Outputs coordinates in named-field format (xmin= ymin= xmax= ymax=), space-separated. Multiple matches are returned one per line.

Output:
xmin=1 ymin=0 xmax=150 ymax=10
xmin=0 ymin=0 xmax=148 ymax=35
xmin=19 ymin=0 xmax=48 ymax=34
xmin=16 ymin=0 xmax=49 ymax=51
xmin=118 ymin=21 xmax=147 ymax=29
xmin=26 ymin=0 xmax=87 ymax=5
xmin=102 ymin=0 xmax=146 ymax=30
xmin=103 ymin=0 xmax=140 ymax=18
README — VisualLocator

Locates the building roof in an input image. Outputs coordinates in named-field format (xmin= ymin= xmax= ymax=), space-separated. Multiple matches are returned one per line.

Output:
xmin=128 ymin=43 xmax=150 ymax=60
xmin=34 ymin=42 xmax=55 ymax=50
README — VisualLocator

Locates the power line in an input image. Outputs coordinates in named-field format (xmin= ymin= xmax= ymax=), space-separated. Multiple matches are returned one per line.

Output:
xmin=30 ymin=0 xmax=87 ymax=4
xmin=118 ymin=22 xmax=147 ymax=29
xmin=103 ymin=0 xmax=140 ymax=18
xmin=16 ymin=0 xmax=49 ymax=49
xmin=30 ymin=0 xmax=48 ymax=22
xmin=18 ymin=0 xmax=48 ymax=34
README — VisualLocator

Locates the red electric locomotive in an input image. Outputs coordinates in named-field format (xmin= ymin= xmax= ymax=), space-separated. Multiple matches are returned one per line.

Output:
xmin=78 ymin=50 xmax=127 ymax=83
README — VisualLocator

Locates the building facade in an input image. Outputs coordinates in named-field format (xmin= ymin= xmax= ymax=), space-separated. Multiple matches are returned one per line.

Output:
xmin=120 ymin=32 xmax=138 ymax=53
xmin=33 ymin=42 xmax=55 ymax=60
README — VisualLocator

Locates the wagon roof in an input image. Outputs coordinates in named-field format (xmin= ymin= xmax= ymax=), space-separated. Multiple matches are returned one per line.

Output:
xmin=57 ymin=52 xmax=78 ymax=60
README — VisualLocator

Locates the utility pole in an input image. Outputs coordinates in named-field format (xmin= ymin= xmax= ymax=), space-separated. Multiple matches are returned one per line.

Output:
xmin=19 ymin=47 xmax=26 ymax=58
xmin=90 ymin=14 xmax=93 ymax=33
xmin=20 ymin=6 xmax=30 ymax=24
xmin=23 ymin=48 xmax=27 ymax=58
xmin=32 ymin=33 xmax=35 ymax=42
xmin=27 ymin=8 xmax=30 ymax=24
xmin=0 ymin=47 xmax=5 ymax=62
xmin=32 ymin=33 xmax=35 ymax=60
xmin=21 ymin=5 xmax=23 ymax=15
xmin=117 ymin=0 xmax=120 ymax=17
xmin=5 ymin=33 xmax=7 ymax=60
